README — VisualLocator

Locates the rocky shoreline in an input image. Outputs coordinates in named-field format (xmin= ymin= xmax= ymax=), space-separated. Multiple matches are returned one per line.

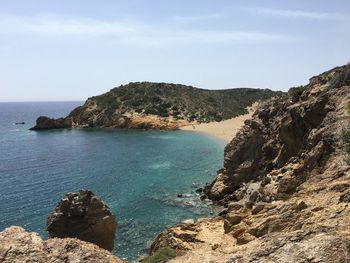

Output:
xmin=147 ymin=64 xmax=350 ymax=262
xmin=2 ymin=65 xmax=350 ymax=262
xmin=0 ymin=190 xmax=123 ymax=263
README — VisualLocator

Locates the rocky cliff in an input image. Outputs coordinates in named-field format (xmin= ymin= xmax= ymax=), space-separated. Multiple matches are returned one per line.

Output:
xmin=149 ymin=64 xmax=350 ymax=262
xmin=31 ymin=82 xmax=281 ymax=130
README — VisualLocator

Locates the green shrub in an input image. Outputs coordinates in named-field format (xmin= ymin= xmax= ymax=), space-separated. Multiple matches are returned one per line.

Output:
xmin=341 ymin=129 xmax=350 ymax=144
xmin=129 ymin=98 xmax=145 ymax=107
xmin=94 ymin=94 xmax=120 ymax=109
xmin=214 ymin=115 xmax=223 ymax=122
xmin=341 ymin=129 xmax=350 ymax=164
xmin=144 ymin=107 xmax=158 ymax=115
xmin=92 ymin=82 xmax=282 ymax=122
xmin=330 ymin=64 xmax=350 ymax=89
xmin=288 ymin=86 xmax=305 ymax=102
xmin=142 ymin=247 xmax=176 ymax=263
xmin=206 ymin=96 xmax=215 ymax=103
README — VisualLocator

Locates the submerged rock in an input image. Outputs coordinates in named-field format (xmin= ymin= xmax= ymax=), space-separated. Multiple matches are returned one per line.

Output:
xmin=0 ymin=226 xmax=124 ymax=263
xmin=46 ymin=189 xmax=117 ymax=252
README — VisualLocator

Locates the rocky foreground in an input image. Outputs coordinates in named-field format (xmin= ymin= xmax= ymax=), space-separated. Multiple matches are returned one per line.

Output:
xmin=0 ymin=226 xmax=123 ymax=263
xmin=149 ymin=65 xmax=350 ymax=262
xmin=0 ymin=190 xmax=123 ymax=263
xmin=30 ymin=82 xmax=281 ymax=130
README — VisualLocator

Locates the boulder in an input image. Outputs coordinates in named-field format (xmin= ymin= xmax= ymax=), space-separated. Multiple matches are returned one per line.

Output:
xmin=46 ymin=189 xmax=117 ymax=252
xmin=30 ymin=116 xmax=72 ymax=130
xmin=0 ymin=226 xmax=123 ymax=263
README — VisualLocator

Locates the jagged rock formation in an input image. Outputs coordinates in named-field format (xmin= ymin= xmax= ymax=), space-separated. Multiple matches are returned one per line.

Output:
xmin=47 ymin=189 xmax=117 ymax=252
xmin=149 ymin=65 xmax=350 ymax=262
xmin=0 ymin=226 xmax=124 ymax=263
xmin=31 ymin=82 xmax=281 ymax=130
xmin=203 ymin=64 xmax=349 ymax=203
xmin=29 ymin=116 xmax=72 ymax=130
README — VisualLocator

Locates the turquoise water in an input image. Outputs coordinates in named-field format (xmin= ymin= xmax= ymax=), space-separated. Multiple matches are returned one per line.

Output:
xmin=0 ymin=102 xmax=224 ymax=261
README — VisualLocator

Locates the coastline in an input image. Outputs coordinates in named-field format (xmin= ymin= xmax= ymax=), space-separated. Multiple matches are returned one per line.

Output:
xmin=180 ymin=103 xmax=257 ymax=143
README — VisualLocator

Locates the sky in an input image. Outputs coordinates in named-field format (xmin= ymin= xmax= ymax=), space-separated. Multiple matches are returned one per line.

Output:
xmin=1 ymin=0 xmax=349 ymax=101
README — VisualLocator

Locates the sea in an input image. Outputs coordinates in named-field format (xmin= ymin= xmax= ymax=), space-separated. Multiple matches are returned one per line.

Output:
xmin=0 ymin=101 xmax=225 ymax=261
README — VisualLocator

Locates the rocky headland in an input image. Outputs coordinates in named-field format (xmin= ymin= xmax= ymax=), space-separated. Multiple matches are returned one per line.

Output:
xmin=148 ymin=64 xmax=350 ymax=262
xmin=30 ymin=82 xmax=281 ymax=130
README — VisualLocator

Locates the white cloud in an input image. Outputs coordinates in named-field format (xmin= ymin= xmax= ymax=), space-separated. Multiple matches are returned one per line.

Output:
xmin=170 ymin=13 xmax=223 ymax=24
xmin=133 ymin=30 xmax=297 ymax=47
xmin=256 ymin=8 xmax=349 ymax=21
xmin=0 ymin=14 xmax=134 ymax=36
xmin=0 ymin=14 xmax=299 ymax=46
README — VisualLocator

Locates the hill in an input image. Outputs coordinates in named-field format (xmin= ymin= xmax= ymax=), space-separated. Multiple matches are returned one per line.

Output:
xmin=31 ymin=83 xmax=282 ymax=130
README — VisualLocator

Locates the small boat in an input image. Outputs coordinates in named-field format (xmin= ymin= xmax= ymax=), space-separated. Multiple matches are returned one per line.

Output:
xmin=15 ymin=122 xmax=25 ymax=125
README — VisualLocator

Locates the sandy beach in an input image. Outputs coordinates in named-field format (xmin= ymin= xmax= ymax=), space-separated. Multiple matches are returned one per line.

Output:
xmin=180 ymin=104 xmax=257 ymax=143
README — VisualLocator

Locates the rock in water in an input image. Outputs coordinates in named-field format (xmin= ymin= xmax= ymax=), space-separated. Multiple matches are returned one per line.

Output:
xmin=46 ymin=189 xmax=117 ymax=252
xmin=30 ymin=116 xmax=73 ymax=130
xmin=0 ymin=226 xmax=123 ymax=263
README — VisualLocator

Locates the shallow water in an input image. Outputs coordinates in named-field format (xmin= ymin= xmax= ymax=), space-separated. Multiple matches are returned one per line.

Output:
xmin=0 ymin=102 xmax=224 ymax=260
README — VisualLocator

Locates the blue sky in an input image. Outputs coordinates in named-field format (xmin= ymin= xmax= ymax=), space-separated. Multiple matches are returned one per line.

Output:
xmin=1 ymin=0 xmax=349 ymax=101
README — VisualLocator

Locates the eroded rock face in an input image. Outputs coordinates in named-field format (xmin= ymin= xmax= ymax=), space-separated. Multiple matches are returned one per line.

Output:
xmin=150 ymin=65 xmax=350 ymax=262
xmin=204 ymin=65 xmax=349 ymax=204
xmin=47 ymin=189 xmax=117 ymax=252
xmin=0 ymin=226 xmax=123 ymax=263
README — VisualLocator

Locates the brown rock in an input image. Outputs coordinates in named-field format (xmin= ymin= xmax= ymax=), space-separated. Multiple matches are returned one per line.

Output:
xmin=339 ymin=191 xmax=350 ymax=203
xmin=251 ymin=203 xmax=265 ymax=214
xmin=30 ymin=116 xmax=73 ymax=130
xmin=46 ymin=189 xmax=117 ymax=252
xmin=227 ymin=202 xmax=244 ymax=212
xmin=0 ymin=226 xmax=123 ymax=263
xmin=225 ymin=213 xmax=243 ymax=226
xmin=296 ymin=201 xmax=308 ymax=211
xmin=236 ymin=233 xmax=255 ymax=245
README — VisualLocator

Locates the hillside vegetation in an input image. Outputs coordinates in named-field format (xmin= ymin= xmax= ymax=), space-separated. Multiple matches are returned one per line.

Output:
xmin=32 ymin=82 xmax=282 ymax=130
xmin=90 ymin=82 xmax=282 ymax=123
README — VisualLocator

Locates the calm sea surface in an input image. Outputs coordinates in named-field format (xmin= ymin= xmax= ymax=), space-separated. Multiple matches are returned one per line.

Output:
xmin=0 ymin=102 xmax=224 ymax=261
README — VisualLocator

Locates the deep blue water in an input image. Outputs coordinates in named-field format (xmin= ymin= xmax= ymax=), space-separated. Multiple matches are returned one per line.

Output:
xmin=0 ymin=102 xmax=224 ymax=261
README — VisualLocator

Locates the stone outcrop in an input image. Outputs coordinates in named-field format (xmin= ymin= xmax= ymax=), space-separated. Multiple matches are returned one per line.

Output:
xmin=149 ymin=65 xmax=350 ymax=262
xmin=30 ymin=82 xmax=281 ymax=130
xmin=47 ymin=189 xmax=117 ymax=252
xmin=30 ymin=116 xmax=73 ymax=130
xmin=0 ymin=226 xmax=123 ymax=263
xmin=204 ymin=64 xmax=349 ymax=204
